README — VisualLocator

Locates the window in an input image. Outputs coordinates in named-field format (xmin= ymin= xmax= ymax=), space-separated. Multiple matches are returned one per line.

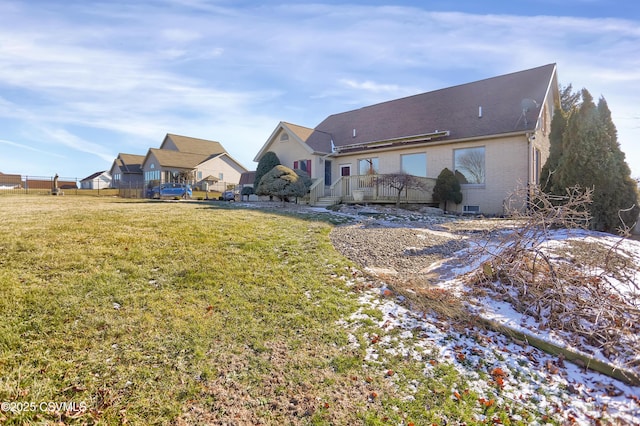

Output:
xmin=218 ymin=173 xmax=224 ymax=180
xmin=454 ymin=147 xmax=485 ymax=184
xmin=294 ymin=160 xmax=311 ymax=176
xmin=358 ymin=158 xmax=379 ymax=175
xmin=280 ymin=133 xmax=289 ymax=142
xmin=463 ymin=205 xmax=481 ymax=214
xmin=401 ymin=153 xmax=427 ymax=177
xmin=144 ymin=169 xmax=160 ymax=182
xmin=197 ymin=171 xmax=203 ymax=180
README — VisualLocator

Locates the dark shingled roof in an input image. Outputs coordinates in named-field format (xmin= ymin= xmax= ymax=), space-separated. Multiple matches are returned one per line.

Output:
xmin=239 ymin=171 xmax=256 ymax=185
xmin=81 ymin=171 xmax=107 ymax=181
xmin=116 ymin=153 xmax=145 ymax=174
xmin=305 ymin=63 xmax=556 ymax=153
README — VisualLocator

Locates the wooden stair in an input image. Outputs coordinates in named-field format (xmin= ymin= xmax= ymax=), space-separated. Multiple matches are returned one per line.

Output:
xmin=313 ymin=196 xmax=341 ymax=207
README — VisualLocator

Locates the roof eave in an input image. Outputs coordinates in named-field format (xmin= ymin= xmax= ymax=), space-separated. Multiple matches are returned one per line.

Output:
xmin=333 ymin=130 xmax=451 ymax=154
xmin=329 ymin=130 xmax=532 ymax=156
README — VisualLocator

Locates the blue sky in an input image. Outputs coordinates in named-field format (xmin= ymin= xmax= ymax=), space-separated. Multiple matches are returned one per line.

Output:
xmin=1 ymin=0 xmax=639 ymax=180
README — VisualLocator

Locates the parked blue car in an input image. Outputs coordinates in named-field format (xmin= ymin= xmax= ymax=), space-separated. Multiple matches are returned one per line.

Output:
xmin=150 ymin=183 xmax=192 ymax=199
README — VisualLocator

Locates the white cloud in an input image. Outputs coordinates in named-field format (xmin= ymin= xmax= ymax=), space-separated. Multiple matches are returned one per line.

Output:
xmin=38 ymin=128 xmax=116 ymax=163
xmin=0 ymin=1 xmax=639 ymax=177
xmin=0 ymin=139 xmax=65 ymax=158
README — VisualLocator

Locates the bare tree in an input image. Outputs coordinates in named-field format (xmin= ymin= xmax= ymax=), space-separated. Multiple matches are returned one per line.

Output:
xmin=376 ymin=173 xmax=429 ymax=208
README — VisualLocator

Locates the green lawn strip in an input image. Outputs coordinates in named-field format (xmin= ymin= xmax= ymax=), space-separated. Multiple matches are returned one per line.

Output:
xmin=0 ymin=197 xmax=548 ymax=424
xmin=0 ymin=198 xmax=352 ymax=424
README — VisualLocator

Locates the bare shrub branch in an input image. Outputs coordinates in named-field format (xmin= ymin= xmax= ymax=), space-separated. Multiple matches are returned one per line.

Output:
xmin=468 ymin=184 xmax=640 ymax=375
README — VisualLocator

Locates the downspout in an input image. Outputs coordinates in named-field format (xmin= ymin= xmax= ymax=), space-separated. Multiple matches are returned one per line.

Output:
xmin=526 ymin=132 xmax=534 ymax=212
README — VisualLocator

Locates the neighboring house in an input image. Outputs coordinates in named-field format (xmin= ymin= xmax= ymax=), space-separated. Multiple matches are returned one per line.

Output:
xmin=253 ymin=63 xmax=559 ymax=215
xmin=0 ymin=172 xmax=22 ymax=189
xmin=80 ymin=171 xmax=112 ymax=190
xmin=109 ymin=153 xmax=145 ymax=188
xmin=140 ymin=134 xmax=247 ymax=192
xmin=238 ymin=171 xmax=256 ymax=189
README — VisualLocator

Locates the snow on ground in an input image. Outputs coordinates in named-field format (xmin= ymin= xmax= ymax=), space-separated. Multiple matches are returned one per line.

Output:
xmin=338 ymin=215 xmax=640 ymax=423
xmin=342 ymin=285 xmax=640 ymax=425
xmin=238 ymin=201 xmax=640 ymax=422
xmin=456 ymin=229 xmax=640 ymax=370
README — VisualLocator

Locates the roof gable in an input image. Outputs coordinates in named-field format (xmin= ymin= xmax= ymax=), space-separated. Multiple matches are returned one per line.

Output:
xmin=114 ymin=153 xmax=145 ymax=174
xmin=212 ymin=152 xmax=249 ymax=174
xmin=160 ymin=133 xmax=225 ymax=156
xmin=146 ymin=148 xmax=211 ymax=169
xmin=306 ymin=63 xmax=557 ymax=153
xmin=253 ymin=121 xmax=317 ymax=162
xmin=283 ymin=122 xmax=315 ymax=142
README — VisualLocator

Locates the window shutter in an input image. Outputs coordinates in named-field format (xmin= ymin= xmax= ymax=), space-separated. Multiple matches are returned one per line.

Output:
xmin=293 ymin=161 xmax=298 ymax=169
xmin=306 ymin=160 xmax=312 ymax=176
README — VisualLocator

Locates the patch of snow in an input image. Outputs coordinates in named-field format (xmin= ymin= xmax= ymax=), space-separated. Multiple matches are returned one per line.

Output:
xmin=342 ymin=286 xmax=640 ymax=424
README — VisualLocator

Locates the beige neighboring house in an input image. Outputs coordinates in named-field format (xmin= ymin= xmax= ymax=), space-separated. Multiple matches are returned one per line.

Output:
xmin=109 ymin=153 xmax=145 ymax=188
xmin=253 ymin=63 xmax=559 ymax=215
xmin=141 ymin=134 xmax=247 ymax=193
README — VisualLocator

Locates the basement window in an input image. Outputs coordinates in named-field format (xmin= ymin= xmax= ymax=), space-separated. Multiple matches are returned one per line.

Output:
xmin=463 ymin=205 xmax=481 ymax=214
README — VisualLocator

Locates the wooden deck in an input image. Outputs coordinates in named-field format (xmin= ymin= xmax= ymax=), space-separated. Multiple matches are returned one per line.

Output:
xmin=308 ymin=174 xmax=436 ymax=206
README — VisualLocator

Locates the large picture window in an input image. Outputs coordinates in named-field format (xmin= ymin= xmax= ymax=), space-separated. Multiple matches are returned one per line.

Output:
xmin=358 ymin=158 xmax=379 ymax=175
xmin=454 ymin=147 xmax=485 ymax=184
xmin=401 ymin=153 xmax=427 ymax=177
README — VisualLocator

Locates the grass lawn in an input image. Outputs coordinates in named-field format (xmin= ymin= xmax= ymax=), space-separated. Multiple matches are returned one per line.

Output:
xmin=0 ymin=196 xmax=541 ymax=425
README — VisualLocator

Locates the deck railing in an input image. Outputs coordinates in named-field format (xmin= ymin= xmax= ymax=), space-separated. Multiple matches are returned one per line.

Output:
xmin=308 ymin=174 xmax=436 ymax=205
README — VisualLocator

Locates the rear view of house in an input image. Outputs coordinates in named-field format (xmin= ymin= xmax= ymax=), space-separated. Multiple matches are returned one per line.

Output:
xmin=254 ymin=64 xmax=559 ymax=215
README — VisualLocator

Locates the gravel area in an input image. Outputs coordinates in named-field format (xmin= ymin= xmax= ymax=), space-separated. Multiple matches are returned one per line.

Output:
xmin=235 ymin=201 xmax=502 ymax=281
xmin=329 ymin=224 xmax=466 ymax=279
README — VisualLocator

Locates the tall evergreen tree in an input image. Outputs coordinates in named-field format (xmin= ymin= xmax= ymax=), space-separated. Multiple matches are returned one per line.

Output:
xmin=539 ymin=104 xmax=568 ymax=194
xmin=596 ymin=97 xmax=640 ymax=231
xmin=555 ymin=89 xmax=604 ymax=189
xmin=543 ymin=87 xmax=639 ymax=233
xmin=540 ymin=84 xmax=582 ymax=194
xmin=254 ymin=151 xmax=281 ymax=192
xmin=559 ymin=84 xmax=581 ymax=113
